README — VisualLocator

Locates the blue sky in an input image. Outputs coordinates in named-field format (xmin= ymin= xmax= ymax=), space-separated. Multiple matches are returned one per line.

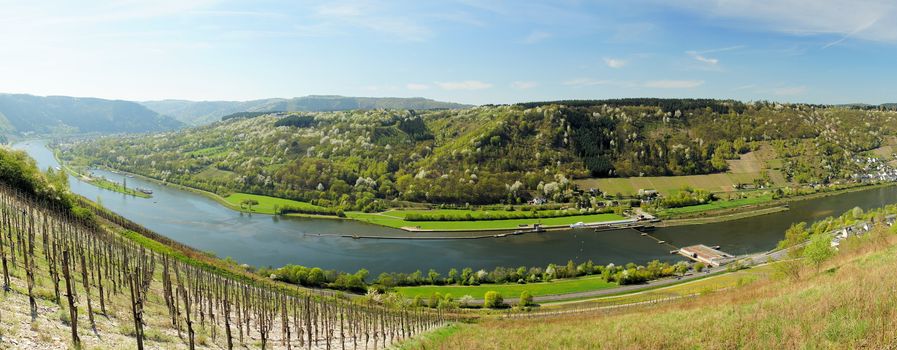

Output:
xmin=1 ymin=0 xmax=895 ymax=105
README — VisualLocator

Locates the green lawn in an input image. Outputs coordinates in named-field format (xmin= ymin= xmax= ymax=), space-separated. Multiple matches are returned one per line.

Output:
xmin=345 ymin=211 xmax=625 ymax=231
xmin=395 ymin=275 xmax=618 ymax=299
xmin=658 ymin=194 xmax=774 ymax=216
xmin=223 ymin=192 xmax=326 ymax=215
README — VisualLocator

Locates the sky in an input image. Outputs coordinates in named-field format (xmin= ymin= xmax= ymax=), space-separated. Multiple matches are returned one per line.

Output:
xmin=0 ymin=0 xmax=895 ymax=105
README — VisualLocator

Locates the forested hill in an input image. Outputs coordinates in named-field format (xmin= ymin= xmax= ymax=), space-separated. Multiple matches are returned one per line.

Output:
xmin=0 ymin=94 xmax=183 ymax=135
xmin=62 ymin=100 xmax=897 ymax=210
xmin=141 ymin=95 xmax=472 ymax=125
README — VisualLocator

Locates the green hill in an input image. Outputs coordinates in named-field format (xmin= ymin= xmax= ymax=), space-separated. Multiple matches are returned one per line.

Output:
xmin=0 ymin=93 xmax=183 ymax=134
xmin=61 ymin=100 xmax=897 ymax=212
xmin=141 ymin=95 xmax=472 ymax=125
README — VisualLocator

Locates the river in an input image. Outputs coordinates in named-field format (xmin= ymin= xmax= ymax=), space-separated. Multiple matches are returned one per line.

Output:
xmin=13 ymin=140 xmax=897 ymax=275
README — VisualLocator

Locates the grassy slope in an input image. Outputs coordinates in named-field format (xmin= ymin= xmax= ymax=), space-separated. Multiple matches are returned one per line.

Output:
xmin=396 ymin=275 xmax=617 ymax=300
xmin=422 ymin=229 xmax=897 ymax=349
xmin=540 ymin=263 xmax=777 ymax=309
xmin=346 ymin=211 xmax=625 ymax=231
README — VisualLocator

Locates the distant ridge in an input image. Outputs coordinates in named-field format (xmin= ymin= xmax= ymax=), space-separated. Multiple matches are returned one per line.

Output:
xmin=0 ymin=93 xmax=183 ymax=134
xmin=142 ymin=95 xmax=472 ymax=125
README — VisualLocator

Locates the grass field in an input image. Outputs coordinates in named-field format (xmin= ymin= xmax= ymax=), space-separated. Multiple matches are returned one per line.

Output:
xmin=223 ymin=192 xmax=326 ymax=214
xmin=396 ymin=275 xmax=618 ymax=300
xmin=656 ymin=194 xmax=775 ymax=216
xmin=576 ymin=172 xmax=763 ymax=197
xmin=542 ymin=263 xmax=777 ymax=309
xmin=345 ymin=211 xmax=625 ymax=231
xmin=574 ymin=144 xmax=788 ymax=197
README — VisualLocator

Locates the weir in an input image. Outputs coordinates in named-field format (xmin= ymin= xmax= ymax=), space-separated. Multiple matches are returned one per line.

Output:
xmin=677 ymin=245 xmax=736 ymax=267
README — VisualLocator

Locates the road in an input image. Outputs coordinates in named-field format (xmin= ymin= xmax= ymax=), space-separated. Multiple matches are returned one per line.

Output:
xmin=464 ymin=244 xmax=800 ymax=306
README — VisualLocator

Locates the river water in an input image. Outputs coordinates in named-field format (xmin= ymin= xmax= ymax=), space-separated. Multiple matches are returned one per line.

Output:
xmin=13 ymin=140 xmax=897 ymax=275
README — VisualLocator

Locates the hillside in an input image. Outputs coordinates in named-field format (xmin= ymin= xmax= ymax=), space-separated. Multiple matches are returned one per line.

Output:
xmin=141 ymin=95 xmax=471 ymax=125
xmin=0 ymin=94 xmax=183 ymax=135
xmin=60 ymin=100 xmax=897 ymax=212
xmin=420 ymin=222 xmax=897 ymax=349
xmin=0 ymin=145 xmax=448 ymax=349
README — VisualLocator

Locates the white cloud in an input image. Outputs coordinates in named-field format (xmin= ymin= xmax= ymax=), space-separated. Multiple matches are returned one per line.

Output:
xmin=687 ymin=51 xmax=718 ymax=65
xmin=604 ymin=58 xmax=627 ymax=69
xmin=664 ymin=1 xmax=897 ymax=43
xmin=644 ymin=80 xmax=705 ymax=89
xmin=435 ymin=80 xmax=492 ymax=90
xmin=314 ymin=2 xmax=432 ymax=41
xmin=773 ymin=86 xmax=807 ymax=96
xmin=406 ymin=83 xmax=430 ymax=90
xmin=523 ymin=30 xmax=551 ymax=44
xmin=511 ymin=81 xmax=538 ymax=89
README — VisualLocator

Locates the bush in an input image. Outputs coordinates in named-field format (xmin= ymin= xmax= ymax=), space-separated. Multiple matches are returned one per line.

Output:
xmin=519 ymin=291 xmax=533 ymax=306
xmin=484 ymin=291 xmax=504 ymax=309
xmin=694 ymin=262 xmax=706 ymax=272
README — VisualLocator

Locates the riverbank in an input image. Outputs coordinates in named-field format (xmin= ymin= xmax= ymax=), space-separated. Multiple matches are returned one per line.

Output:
xmin=656 ymin=182 xmax=897 ymax=227
xmin=48 ymin=143 xmax=897 ymax=235
xmin=53 ymin=151 xmax=638 ymax=233
xmin=51 ymin=149 xmax=152 ymax=198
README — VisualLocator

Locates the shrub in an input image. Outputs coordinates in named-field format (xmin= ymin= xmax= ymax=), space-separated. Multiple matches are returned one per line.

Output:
xmin=694 ymin=262 xmax=706 ymax=272
xmin=484 ymin=291 xmax=504 ymax=309
xmin=519 ymin=291 xmax=533 ymax=306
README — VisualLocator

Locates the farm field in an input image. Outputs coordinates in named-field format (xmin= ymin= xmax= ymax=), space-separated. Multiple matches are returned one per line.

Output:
xmin=396 ymin=275 xmax=618 ymax=300
xmin=345 ymin=211 xmax=625 ymax=231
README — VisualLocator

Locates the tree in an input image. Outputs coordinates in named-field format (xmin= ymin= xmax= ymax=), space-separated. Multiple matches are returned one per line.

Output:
xmin=240 ymin=198 xmax=259 ymax=213
xmin=694 ymin=262 xmax=706 ymax=273
xmin=519 ymin=291 xmax=533 ymax=306
xmin=484 ymin=291 xmax=503 ymax=309
xmin=674 ymin=261 xmax=689 ymax=276
xmin=778 ymin=222 xmax=809 ymax=252
xmin=428 ymin=269 xmax=441 ymax=285
xmin=354 ymin=268 xmax=369 ymax=283
xmin=448 ymin=268 xmax=459 ymax=285
xmin=459 ymin=295 xmax=474 ymax=308
xmin=307 ymin=267 xmax=325 ymax=286
xmin=461 ymin=268 xmax=473 ymax=285
xmin=427 ymin=293 xmax=441 ymax=308
xmin=803 ymin=233 xmax=835 ymax=271
xmin=566 ymin=260 xmax=576 ymax=278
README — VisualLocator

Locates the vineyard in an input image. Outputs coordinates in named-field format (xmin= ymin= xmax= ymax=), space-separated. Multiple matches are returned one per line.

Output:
xmin=0 ymin=182 xmax=452 ymax=349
